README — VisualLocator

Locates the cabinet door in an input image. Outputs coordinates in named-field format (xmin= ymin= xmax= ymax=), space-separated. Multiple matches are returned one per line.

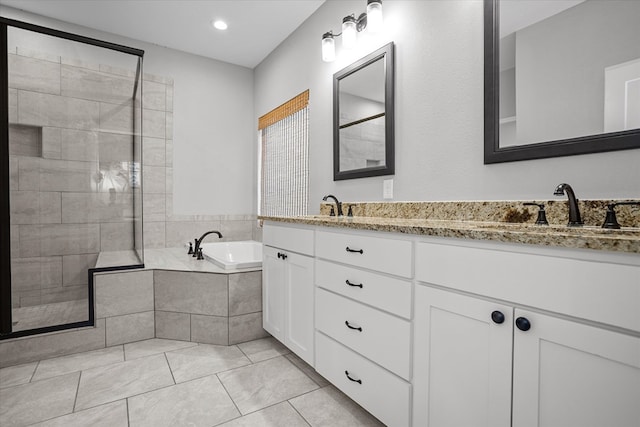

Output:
xmin=262 ymin=246 xmax=286 ymax=341
xmin=284 ymin=252 xmax=314 ymax=365
xmin=413 ymin=285 xmax=512 ymax=427
xmin=513 ymin=309 xmax=640 ymax=427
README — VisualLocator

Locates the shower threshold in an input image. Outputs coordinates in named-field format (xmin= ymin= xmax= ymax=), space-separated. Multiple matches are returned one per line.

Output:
xmin=11 ymin=300 xmax=88 ymax=332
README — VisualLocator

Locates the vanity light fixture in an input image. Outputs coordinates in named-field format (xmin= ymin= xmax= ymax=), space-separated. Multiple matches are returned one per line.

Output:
xmin=321 ymin=0 xmax=383 ymax=62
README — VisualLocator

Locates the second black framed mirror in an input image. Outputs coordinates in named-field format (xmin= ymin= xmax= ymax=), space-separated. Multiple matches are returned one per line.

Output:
xmin=484 ymin=0 xmax=640 ymax=164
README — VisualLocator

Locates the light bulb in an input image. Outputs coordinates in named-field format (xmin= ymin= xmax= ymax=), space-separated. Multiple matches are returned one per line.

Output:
xmin=366 ymin=0 xmax=383 ymax=33
xmin=322 ymin=32 xmax=335 ymax=62
xmin=212 ymin=20 xmax=228 ymax=30
xmin=342 ymin=15 xmax=357 ymax=49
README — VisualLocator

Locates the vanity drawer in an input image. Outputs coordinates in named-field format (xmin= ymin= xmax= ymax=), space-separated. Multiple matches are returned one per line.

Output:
xmin=316 ymin=259 xmax=412 ymax=319
xmin=263 ymin=222 xmax=314 ymax=255
xmin=316 ymin=288 xmax=411 ymax=380
xmin=316 ymin=332 xmax=410 ymax=427
xmin=316 ymin=229 xmax=412 ymax=277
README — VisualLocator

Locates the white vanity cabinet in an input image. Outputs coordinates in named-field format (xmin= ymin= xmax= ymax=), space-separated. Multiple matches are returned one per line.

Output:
xmin=512 ymin=309 xmax=640 ymax=427
xmin=262 ymin=223 xmax=315 ymax=365
xmin=314 ymin=228 xmax=413 ymax=427
xmin=413 ymin=285 xmax=513 ymax=427
xmin=413 ymin=239 xmax=640 ymax=427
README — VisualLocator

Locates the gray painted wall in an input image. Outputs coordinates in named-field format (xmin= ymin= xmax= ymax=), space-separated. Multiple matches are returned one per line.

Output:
xmin=254 ymin=0 xmax=640 ymax=212
xmin=516 ymin=0 xmax=640 ymax=144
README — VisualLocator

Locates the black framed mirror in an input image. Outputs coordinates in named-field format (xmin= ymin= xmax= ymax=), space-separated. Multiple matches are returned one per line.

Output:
xmin=334 ymin=42 xmax=394 ymax=180
xmin=484 ymin=0 xmax=640 ymax=164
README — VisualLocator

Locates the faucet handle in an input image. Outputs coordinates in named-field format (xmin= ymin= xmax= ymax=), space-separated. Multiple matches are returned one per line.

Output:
xmin=196 ymin=248 xmax=204 ymax=260
xmin=188 ymin=242 xmax=193 ymax=254
xmin=602 ymin=201 xmax=640 ymax=229
xmin=329 ymin=206 xmax=335 ymax=216
xmin=523 ymin=202 xmax=549 ymax=226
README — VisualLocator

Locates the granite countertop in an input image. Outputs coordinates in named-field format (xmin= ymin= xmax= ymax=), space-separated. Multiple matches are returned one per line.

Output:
xmin=259 ymin=215 xmax=640 ymax=254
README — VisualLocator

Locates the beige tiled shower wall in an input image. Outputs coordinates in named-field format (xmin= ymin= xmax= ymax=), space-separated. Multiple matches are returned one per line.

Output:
xmin=9 ymin=48 xmax=259 ymax=308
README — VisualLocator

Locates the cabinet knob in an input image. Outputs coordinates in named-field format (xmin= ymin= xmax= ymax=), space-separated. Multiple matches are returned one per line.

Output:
xmin=515 ymin=317 xmax=531 ymax=331
xmin=491 ymin=310 xmax=505 ymax=324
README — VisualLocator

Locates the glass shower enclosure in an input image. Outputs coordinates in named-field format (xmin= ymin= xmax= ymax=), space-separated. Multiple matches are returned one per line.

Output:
xmin=0 ymin=18 xmax=144 ymax=339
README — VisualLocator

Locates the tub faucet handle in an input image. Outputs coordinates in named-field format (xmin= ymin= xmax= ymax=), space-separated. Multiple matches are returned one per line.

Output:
xmin=188 ymin=242 xmax=194 ymax=254
xmin=197 ymin=248 xmax=204 ymax=260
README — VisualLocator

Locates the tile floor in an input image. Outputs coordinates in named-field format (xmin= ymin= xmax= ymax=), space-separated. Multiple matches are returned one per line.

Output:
xmin=0 ymin=337 xmax=385 ymax=427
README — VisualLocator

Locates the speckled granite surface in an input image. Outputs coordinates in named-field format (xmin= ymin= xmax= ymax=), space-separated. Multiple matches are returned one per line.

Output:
xmin=319 ymin=200 xmax=640 ymax=227
xmin=260 ymin=200 xmax=640 ymax=254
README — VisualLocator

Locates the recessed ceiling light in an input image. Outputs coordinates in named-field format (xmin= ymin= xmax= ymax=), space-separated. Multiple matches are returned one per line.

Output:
xmin=212 ymin=20 xmax=228 ymax=30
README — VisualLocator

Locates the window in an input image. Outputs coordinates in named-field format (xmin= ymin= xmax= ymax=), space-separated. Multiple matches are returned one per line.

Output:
xmin=258 ymin=90 xmax=309 ymax=217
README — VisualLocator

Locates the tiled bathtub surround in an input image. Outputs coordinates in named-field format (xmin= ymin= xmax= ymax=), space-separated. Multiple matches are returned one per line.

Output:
xmin=1 ymin=247 xmax=266 ymax=368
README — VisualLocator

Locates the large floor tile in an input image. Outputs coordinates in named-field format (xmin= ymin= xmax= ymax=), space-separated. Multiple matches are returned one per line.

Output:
xmin=0 ymin=361 xmax=37 ymax=389
xmin=165 ymin=344 xmax=250 ymax=383
xmin=284 ymin=353 xmax=331 ymax=387
xmin=218 ymin=402 xmax=309 ymax=427
xmin=237 ymin=337 xmax=291 ymax=363
xmin=75 ymin=353 xmax=174 ymax=411
xmin=128 ymin=374 xmax=240 ymax=427
xmin=0 ymin=372 xmax=79 ymax=427
xmin=30 ymin=400 xmax=128 ymax=427
xmin=124 ymin=338 xmax=197 ymax=360
xmin=32 ymin=346 xmax=124 ymax=381
xmin=289 ymin=386 xmax=384 ymax=427
xmin=218 ymin=356 xmax=318 ymax=415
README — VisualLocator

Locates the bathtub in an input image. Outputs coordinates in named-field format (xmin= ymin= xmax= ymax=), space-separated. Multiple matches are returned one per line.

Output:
xmin=200 ymin=240 xmax=263 ymax=270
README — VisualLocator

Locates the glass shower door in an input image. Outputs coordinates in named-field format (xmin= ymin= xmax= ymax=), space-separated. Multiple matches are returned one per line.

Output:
xmin=1 ymin=20 xmax=144 ymax=337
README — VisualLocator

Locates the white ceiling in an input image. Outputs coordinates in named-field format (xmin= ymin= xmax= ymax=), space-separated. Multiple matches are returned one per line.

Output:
xmin=0 ymin=0 xmax=325 ymax=68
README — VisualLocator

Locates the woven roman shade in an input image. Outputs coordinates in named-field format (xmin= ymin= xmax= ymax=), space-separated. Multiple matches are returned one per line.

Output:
xmin=258 ymin=91 xmax=309 ymax=217
xmin=258 ymin=90 xmax=309 ymax=130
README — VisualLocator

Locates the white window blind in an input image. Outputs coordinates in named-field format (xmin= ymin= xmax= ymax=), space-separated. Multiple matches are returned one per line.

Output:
xmin=259 ymin=91 xmax=309 ymax=217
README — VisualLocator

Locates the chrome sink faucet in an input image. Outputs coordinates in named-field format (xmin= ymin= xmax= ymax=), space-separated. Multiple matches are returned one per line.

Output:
xmin=193 ymin=230 xmax=223 ymax=259
xmin=553 ymin=183 xmax=583 ymax=227
xmin=322 ymin=194 xmax=343 ymax=217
